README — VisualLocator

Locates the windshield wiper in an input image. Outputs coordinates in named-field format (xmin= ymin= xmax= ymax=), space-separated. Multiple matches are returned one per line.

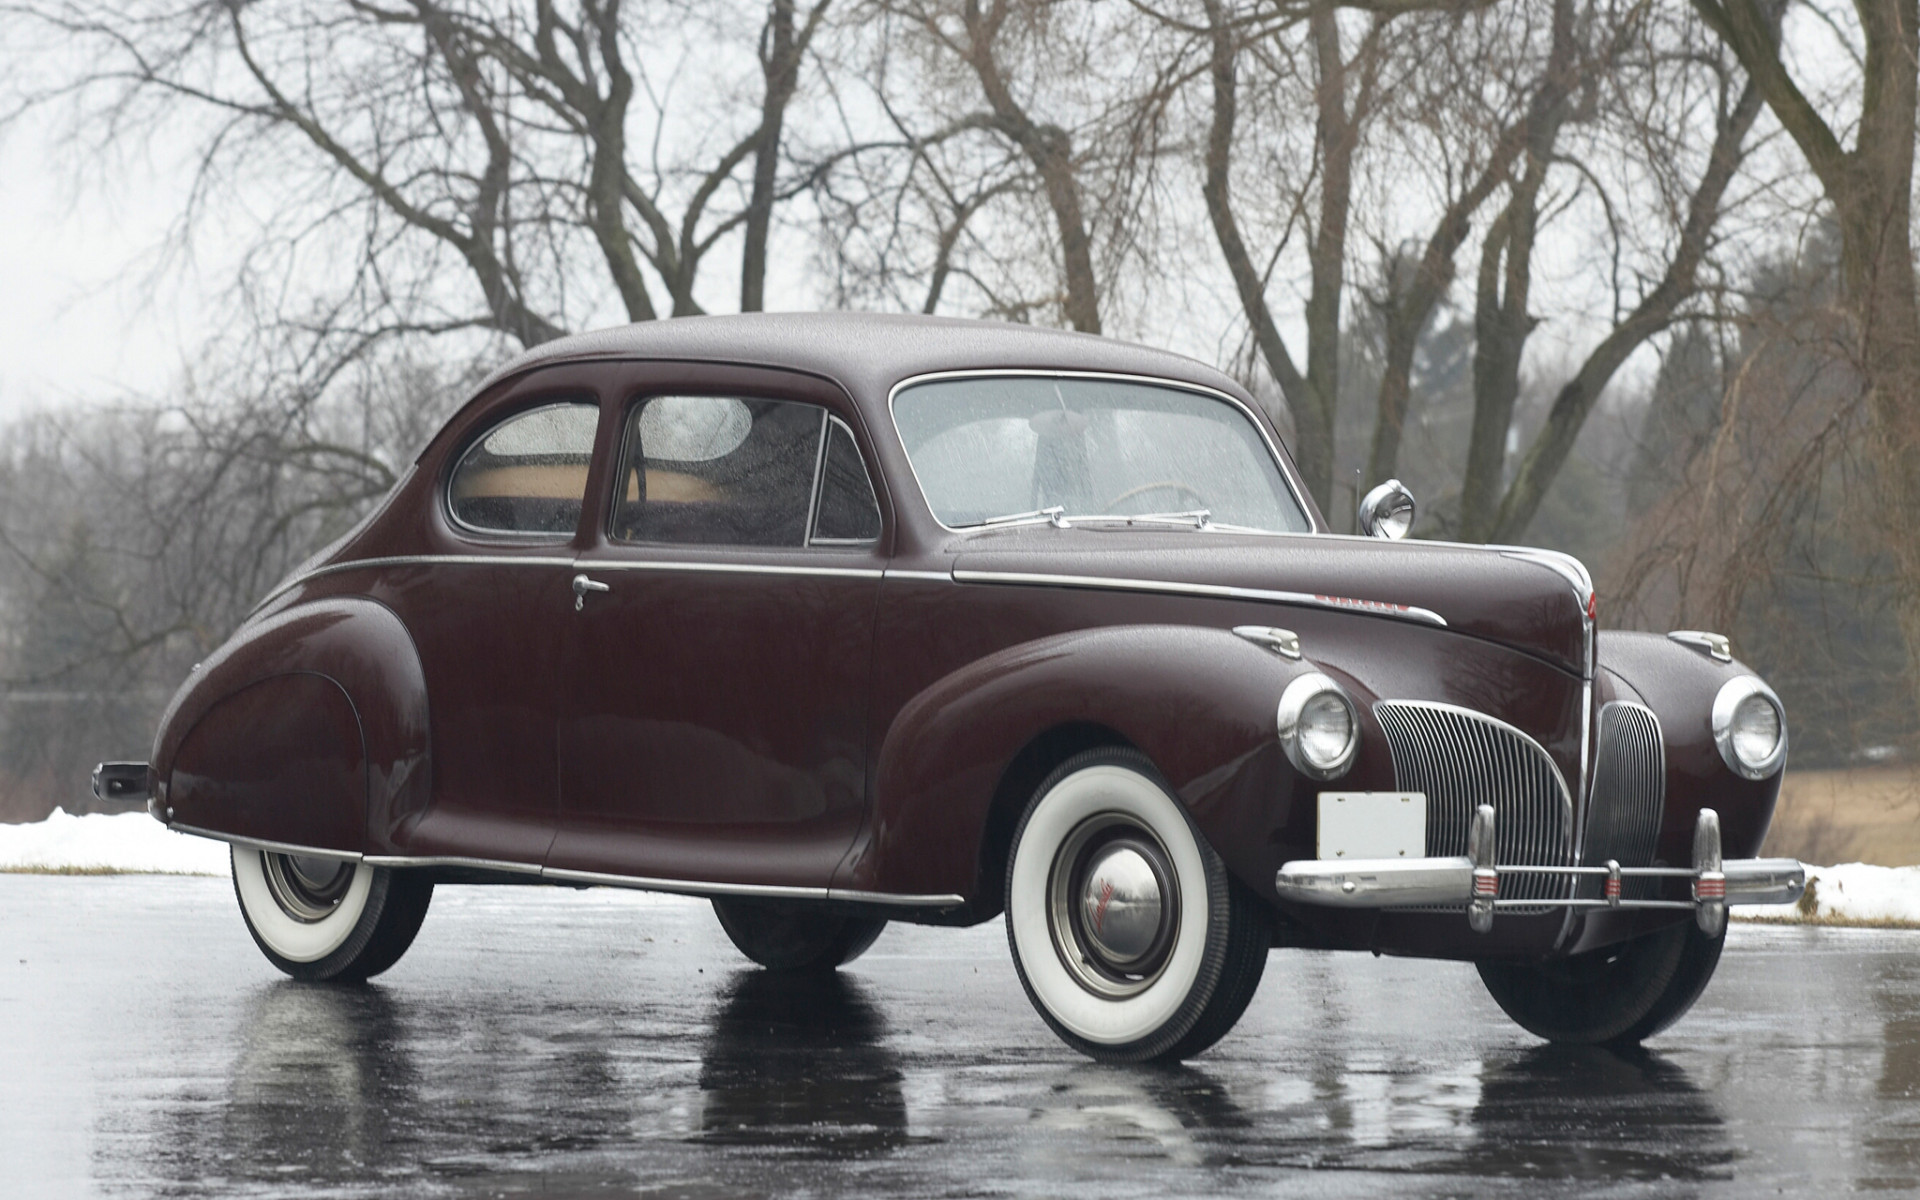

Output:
xmin=1071 ymin=509 xmax=1214 ymax=529
xmin=966 ymin=505 xmax=1071 ymax=529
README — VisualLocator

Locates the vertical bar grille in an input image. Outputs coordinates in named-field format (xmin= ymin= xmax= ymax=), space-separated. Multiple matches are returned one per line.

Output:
xmin=1580 ymin=702 xmax=1665 ymax=899
xmin=1373 ymin=701 xmax=1574 ymax=903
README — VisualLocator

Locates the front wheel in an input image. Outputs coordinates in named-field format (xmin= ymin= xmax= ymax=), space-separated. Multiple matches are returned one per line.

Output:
xmin=711 ymin=897 xmax=886 ymax=972
xmin=232 ymin=847 xmax=434 ymax=982
xmin=1477 ymin=919 xmax=1726 ymax=1046
xmin=1005 ymin=748 xmax=1269 ymax=1063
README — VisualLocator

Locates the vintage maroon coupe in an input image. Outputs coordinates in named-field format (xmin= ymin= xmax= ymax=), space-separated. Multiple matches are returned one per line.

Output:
xmin=95 ymin=313 xmax=1803 ymax=1061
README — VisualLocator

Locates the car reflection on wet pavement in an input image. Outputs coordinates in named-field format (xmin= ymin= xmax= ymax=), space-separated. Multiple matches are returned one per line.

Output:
xmin=3 ymin=875 xmax=1914 ymax=1197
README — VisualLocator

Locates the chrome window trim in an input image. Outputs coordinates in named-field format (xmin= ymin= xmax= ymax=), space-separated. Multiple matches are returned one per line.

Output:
xmin=950 ymin=567 xmax=1447 ymax=627
xmin=444 ymin=398 xmax=602 ymax=542
xmin=803 ymin=407 xmax=829 ymax=544
xmin=885 ymin=368 xmax=1319 ymax=537
xmin=169 ymin=824 xmax=966 ymax=907
xmin=883 ymin=568 xmax=952 ymax=582
xmin=806 ymin=414 xmax=883 ymax=547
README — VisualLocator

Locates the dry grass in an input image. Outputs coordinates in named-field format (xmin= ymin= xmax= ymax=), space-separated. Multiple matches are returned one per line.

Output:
xmin=1760 ymin=765 xmax=1920 ymax=866
xmin=0 ymin=865 xmax=219 ymax=876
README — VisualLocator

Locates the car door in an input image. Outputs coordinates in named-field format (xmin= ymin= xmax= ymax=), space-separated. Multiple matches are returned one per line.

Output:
xmin=548 ymin=365 xmax=887 ymax=890
xmin=378 ymin=384 xmax=606 ymax=865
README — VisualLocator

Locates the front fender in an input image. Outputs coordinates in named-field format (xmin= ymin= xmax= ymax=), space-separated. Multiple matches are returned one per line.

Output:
xmin=153 ymin=596 xmax=430 ymax=854
xmin=858 ymin=624 xmax=1330 ymax=907
xmin=1598 ymin=631 xmax=1784 ymax=861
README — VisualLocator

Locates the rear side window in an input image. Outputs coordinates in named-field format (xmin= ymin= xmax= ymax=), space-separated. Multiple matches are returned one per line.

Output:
xmin=447 ymin=401 xmax=599 ymax=537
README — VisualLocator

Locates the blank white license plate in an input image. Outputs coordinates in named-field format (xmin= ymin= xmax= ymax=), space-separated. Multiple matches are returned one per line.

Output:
xmin=1316 ymin=792 xmax=1427 ymax=860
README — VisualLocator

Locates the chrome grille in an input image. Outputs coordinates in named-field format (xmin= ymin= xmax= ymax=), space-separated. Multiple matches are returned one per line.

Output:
xmin=1373 ymin=701 xmax=1573 ymax=903
xmin=1580 ymin=702 xmax=1665 ymax=898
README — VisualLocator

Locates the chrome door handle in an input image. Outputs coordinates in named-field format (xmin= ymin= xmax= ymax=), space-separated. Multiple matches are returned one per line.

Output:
xmin=571 ymin=573 xmax=611 ymax=611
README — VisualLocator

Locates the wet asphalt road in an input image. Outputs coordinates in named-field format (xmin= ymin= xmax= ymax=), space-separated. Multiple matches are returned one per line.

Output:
xmin=4 ymin=875 xmax=1917 ymax=1198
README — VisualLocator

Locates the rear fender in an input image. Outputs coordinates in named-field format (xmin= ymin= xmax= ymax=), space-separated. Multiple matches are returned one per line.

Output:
xmin=153 ymin=596 xmax=429 ymax=854
xmin=857 ymin=624 xmax=1333 ymax=909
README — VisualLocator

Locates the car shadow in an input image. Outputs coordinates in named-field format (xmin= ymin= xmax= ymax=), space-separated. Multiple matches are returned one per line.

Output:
xmin=136 ymin=981 xmax=422 ymax=1190
xmin=1446 ymin=1042 xmax=1735 ymax=1184
xmin=694 ymin=967 xmax=911 ymax=1157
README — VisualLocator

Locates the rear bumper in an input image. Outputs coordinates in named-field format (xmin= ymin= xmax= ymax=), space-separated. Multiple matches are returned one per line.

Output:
xmin=91 ymin=762 xmax=151 ymax=805
xmin=1275 ymin=805 xmax=1802 ymax=935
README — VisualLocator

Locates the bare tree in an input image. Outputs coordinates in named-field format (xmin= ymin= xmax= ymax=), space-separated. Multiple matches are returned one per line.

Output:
xmin=1691 ymin=0 xmax=1920 ymax=725
xmin=1199 ymin=0 xmax=1399 ymax=509
xmin=1451 ymin=6 xmax=1764 ymax=543
xmin=20 ymin=0 xmax=833 ymax=348
xmin=1361 ymin=1 xmax=1571 ymax=493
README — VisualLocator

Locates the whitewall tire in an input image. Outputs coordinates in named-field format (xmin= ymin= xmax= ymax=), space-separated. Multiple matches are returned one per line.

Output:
xmin=1005 ymin=748 xmax=1270 ymax=1062
xmin=231 ymin=846 xmax=434 ymax=981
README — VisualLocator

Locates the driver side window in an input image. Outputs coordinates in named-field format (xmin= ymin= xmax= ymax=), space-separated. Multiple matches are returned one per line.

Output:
xmin=610 ymin=396 xmax=880 ymax=547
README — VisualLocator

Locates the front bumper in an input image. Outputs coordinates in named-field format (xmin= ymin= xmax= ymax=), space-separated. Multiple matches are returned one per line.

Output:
xmin=1275 ymin=805 xmax=1802 ymax=936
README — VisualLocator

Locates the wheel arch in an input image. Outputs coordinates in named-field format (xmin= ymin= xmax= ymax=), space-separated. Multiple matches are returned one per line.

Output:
xmin=859 ymin=623 xmax=1318 ymax=913
xmin=153 ymin=594 xmax=430 ymax=855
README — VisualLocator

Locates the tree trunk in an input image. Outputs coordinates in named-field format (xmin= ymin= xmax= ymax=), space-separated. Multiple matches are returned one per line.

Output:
xmin=1363 ymin=14 xmax=1578 ymax=493
xmin=1301 ymin=2 xmax=1351 ymax=509
xmin=964 ymin=0 xmax=1101 ymax=333
xmin=1457 ymin=0 xmax=1573 ymax=542
xmin=742 ymin=0 xmax=802 ymax=313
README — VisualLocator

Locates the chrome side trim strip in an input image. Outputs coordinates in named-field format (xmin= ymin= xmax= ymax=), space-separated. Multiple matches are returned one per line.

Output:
xmin=258 ymin=554 xmax=577 ymax=607
xmin=579 ymin=560 xmax=884 ymax=580
xmin=540 ymin=867 xmax=826 ymax=899
xmin=540 ymin=867 xmax=964 ymax=907
xmin=883 ymin=568 xmax=953 ymax=582
xmin=951 ymin=568 xmax=1447 ymax=627
xmin=259 ymin=553 xmax=885 ymax=607
xmin=171 ymin=824 xmax=363 ymax=862
xmin=828 ymin=887 xmax=969 ymax=908
xmin=363 ymin=855 xmax=544 ymax=875
xmin=169 ymin=825 xmax=966 ymax=907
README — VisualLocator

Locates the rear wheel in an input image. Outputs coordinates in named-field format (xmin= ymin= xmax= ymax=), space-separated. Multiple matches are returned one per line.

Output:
xmin=1477 ymin=919 xmax=1726 ymax=1045
xmin=231 ymin=846 xmax=434 ymax=982
xmin=711 ymin=897 xmax=886 ymax=972
xmin=1004 ymin=748 xmax=1269 ymax=1063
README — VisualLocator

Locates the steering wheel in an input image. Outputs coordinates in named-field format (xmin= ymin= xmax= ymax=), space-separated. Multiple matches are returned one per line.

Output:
xmin=1102 ymin=480 xmax=1208 ymax=513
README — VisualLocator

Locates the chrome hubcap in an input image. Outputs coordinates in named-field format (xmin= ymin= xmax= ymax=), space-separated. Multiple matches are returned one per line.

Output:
xmin=1048 ymin=816 xmax=1180 ymax=998
xmin=1079 ymin=845 xmax=1163 ymax=964
xmin=261 ymin=853 xmax=355 ymax=923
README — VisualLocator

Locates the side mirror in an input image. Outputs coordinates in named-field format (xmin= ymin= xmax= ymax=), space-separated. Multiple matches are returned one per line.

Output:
xmin=1357 ymin=478 xmax=1416 ymax=540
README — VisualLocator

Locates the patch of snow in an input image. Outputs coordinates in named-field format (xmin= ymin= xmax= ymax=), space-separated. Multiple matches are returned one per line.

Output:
xmin=0 ymin=808 xmax=229 ymax=876
xmin=1740 ymin=862 xmax=1920 ymax=928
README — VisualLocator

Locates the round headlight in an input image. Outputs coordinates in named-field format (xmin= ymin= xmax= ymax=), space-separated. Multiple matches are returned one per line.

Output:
xmin=1712 ymin=676 xmax=1787 ymax=779
xmin=1278 ymin=673 xmax=1360 ymax=779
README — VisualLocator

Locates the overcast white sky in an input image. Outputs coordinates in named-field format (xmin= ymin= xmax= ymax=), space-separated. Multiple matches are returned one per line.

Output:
xmin=0 ymin=121 xmax=216 ymax=423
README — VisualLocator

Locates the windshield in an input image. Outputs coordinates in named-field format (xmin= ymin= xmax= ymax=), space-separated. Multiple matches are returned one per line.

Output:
xmin=892 ymin=376 xmax=1311 ymax=533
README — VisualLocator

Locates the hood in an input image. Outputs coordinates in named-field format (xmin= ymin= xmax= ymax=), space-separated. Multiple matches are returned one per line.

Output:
xmin=950 ymin=529 xmax=1593 ymax=676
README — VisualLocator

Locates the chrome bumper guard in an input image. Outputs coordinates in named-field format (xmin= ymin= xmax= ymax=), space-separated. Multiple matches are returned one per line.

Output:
xmin=1275 ymin=805 xmax=1803 ymax=935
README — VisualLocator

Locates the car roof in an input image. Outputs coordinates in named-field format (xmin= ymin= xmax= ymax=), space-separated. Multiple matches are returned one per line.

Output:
xmin=471 ymin=312 xmax=1263 ymax=414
